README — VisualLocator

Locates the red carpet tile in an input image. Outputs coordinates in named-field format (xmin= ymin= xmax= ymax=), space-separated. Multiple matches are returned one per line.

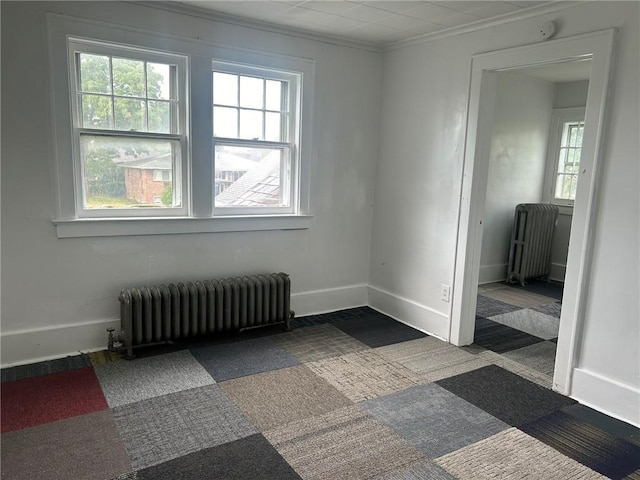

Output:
xmin=1 ymin=367 xmax=108 ymax=433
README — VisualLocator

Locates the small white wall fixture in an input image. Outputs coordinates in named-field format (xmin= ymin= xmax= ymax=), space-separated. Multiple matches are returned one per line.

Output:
xmin=451 ymin=29 xmax=615 ymax=396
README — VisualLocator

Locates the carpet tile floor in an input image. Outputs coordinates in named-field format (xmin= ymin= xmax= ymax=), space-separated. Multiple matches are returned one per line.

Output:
xmin=2 ymin=295 xmax=639 ymax=479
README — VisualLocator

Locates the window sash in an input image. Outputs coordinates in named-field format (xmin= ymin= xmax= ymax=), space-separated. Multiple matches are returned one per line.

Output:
xmin=68 ymin=38 xmax=189 ymax=218
xmin=212 ymin=61 xmax=301 ymax=216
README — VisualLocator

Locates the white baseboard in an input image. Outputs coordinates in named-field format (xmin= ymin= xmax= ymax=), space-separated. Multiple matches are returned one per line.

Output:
xmin=1 ymin=319 xmax=120 ymax=368
xmin=549 ymin=262 xmax=566 ymax=283
xmin=478 ymin=264 xmax=507 ymax=284
xmin=1 ymin=284 xmax=369 ymax=367
xmin=570 ymin=367 xmax=640 ymax=428
xmin=291 ymin=284 xmax=368 ymax=316
xmin=367 ymin=285 xmax=449 ymax=340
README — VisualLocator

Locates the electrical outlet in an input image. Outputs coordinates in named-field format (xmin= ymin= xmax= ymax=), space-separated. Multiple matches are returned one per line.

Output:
xmin=441 ymin=284 xmax=451 ymax=303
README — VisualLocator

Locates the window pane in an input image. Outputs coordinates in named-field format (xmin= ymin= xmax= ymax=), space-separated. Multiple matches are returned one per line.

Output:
xmin=265 ymin=80 xmax=283 ymax=111
xmin=148 ymin=100 xmax=171 ymax=133
xmin=147 ymin=63 xmax=171 ymax=100
xmin=79 ymin=54 xmax=111 ymax=94
xmin=239 ymin=109 xmax=263 ymax=140
xmin=214 ymin=145 xmax=287 ymax=207
xmin=239 ymin=76 xmax=263 ymax=109
xmin=265 ymin=112 xmax=284 ymax=142
xmin=81 ymin=135 xmax=180 ymax=208
xmin=80 ymin=94 xmax=113 ymax=129
xmin=214 ymin=106 xmax=238 ymax=138
xmin=112 ymin=58 xmax=146 ymax=97
xmin=213 ymin=72 xmax=238 ymax=106
xmin=114 ymin=98 xmax=146 ymax=131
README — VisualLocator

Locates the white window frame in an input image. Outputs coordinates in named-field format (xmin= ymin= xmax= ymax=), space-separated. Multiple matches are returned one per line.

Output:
xmin=47 ymin=14 xmax=313 ymax=238
xmin=68 ymin=38 xmax=189 ymax=218
xmin=212 ymin=61 xmax=301 ymax=216
xmin=543 ymin=107 xmax=586 ymax=208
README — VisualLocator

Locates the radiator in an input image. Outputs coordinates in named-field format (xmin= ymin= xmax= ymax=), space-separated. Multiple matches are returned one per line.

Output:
xmin=507 ymin=204 xmax=559 ymax=286
xmin=108 ymin=273 xmax=293 ymax=359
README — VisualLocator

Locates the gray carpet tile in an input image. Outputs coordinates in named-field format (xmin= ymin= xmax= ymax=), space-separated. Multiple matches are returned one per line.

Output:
xmin=476 ymin=294 xmax=523 ymax=318
xmin=364 ymin=383 xmax=509 ymax=458
xmin=533 ymin=301 xmax=562 ymax=318
xmin=94 ymin=350 xmax=215 ymax=407
xmin=1 ymin=411 xmax=131 ymax=480
xmin=292 ymin=306 xmax=374 ymax=328
xmin=137 ymin=434 xmax=301 ymax=480
xmin=489 ymin=308 xmax=560 ymax=340
xmin=435 ymin=427 xmax=606 ymax=479
xmin=480 ymin=287 xmax=558 ymax=308
xmin=190 ymin=336 xmax=300 ymax=381
xmin=332 ymin=311 xmax=427 ymax=348
xmin=220 ymin=364 xmax=353 ymax=431
xmin=502 ymin=341 xmax=557 ymax=376
xmin=264 ymin=405 xmax=426 ymax=480
xmin=521 ymin=410 xmax=640 ymax=479
xmin=477 ymin=282 xmax=507 ymax=293
xmin=380 ymin=460 xmax=457 ymax=480
xmin=473 ymin=322 xmax=544 ymax=353
xmin=308 ymin=350 xmax=426 ymax=403
xmin=1 ymin=354 xmax=92 ymax=383
xmin=272 ymin=323 xmax=370 ymax=363
xmin=479 ymin=350 xmax=553 ymax=389
xmin=112 ymin=384 xmax=257 ymax=470
xmin=474 ymin=315 xmax=500 ymax=330
xmin=437 ymin=365 xmax=575 ymax=426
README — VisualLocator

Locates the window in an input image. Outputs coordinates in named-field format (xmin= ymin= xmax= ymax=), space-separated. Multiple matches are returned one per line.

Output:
xmin=68 ymin=39 xmax=187 ymax=217
xmin=48 ymin=15 xmax=312 ymax=236
xmin=212 ymin=62 xmax=300 ymax=215
xmin=544 ymin=107 xmax=585 ymax=206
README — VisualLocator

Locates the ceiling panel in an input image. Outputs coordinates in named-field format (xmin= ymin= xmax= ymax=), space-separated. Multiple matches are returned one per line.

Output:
xmin=177 ymin=1 xmax=553 ymax=47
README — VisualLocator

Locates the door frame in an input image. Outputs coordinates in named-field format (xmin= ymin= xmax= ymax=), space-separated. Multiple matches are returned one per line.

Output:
xmin=450 ymin=29 xmax=616 ymax=395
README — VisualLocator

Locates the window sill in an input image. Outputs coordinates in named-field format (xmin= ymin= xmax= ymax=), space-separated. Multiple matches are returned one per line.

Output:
xmin=54 ymin=215 xmax=313 ymax=238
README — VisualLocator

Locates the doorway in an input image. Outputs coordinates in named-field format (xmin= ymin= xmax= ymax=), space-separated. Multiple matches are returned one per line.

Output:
xmin=450 ymin=30 xmax=615 ymax=396
xmin=472 ymin=64 xmax=590 ymax=387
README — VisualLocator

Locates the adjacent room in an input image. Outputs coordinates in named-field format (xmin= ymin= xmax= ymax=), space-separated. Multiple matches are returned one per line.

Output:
xmin=1 ymin=1 xmax=638 ymax=479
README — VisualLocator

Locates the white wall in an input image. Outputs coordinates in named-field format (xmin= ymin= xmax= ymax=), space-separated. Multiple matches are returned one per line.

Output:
xmin=478 ymin=73 xmax=554 ymax=284
xmin=370 ymin=1 xmax=639 ymax=424
xmin=0 ymin=2 xmax=382 ymax=365
xmin=550 ymin=80 xmax=589 ymax=282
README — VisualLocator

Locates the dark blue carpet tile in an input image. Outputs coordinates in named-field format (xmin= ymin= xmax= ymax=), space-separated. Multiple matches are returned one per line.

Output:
xmin=473 ymin=323 xmax=544 ymax=353
xmin=436 ymin=365 xmax=576 ymax=426
xmin=1 ymin=354 xmax=92 ymax=383
xmin=332 ymin=310 xmax=427 ymax=348
xmin=506 ymin=279 xmax=564 ymax=301
xmin=520 ymin=410 xmax=640 ymax=479
xmin=190 ymin=336 xmax=299 ymax=381
xmin=136 ymin=434 xmax=302 ymax=480
xmin=561 ymin=404 xmax=640 ymax=447
xmin=292 ymin=306 xmax=373 ymax=328
xmin=476 ymin=295 xmax=522 ymax=318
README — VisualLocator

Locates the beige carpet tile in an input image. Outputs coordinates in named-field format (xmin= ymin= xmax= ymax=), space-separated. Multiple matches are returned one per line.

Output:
xmin=481 ymin=287 xmax=558 ymax=308
xmin=272 ymin=324 xmax=370 ymax=363
xmin=88 ymin=350 xmax=125 ymax=366
xmin=502 ymin=341 xmax=558 ymax=377
xmin=377 ymin=337 xmax=487 ymax=378
xmin=479 ymin=350 xmax=553 ymax=389
xmin=307 ymin=350 xmax=426 ymax=403
xmin=220 ymin=364 xmax=352 ymax=431
xmin=264 ymin=405 xmax=426 ymax=480
xmin=420 ymin=356 xmax=493 ymax=383
xmin=477 ymin=283 xmax=508 ymax=293
xmin=435 ymin=428 xmax=607 ymax=479
xmin=375 ymin=336 xmax=450 ymax=362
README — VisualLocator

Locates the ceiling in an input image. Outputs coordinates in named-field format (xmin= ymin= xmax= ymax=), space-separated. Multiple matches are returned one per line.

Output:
xmin=176 ymin=1 xmax=552 ymax=47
